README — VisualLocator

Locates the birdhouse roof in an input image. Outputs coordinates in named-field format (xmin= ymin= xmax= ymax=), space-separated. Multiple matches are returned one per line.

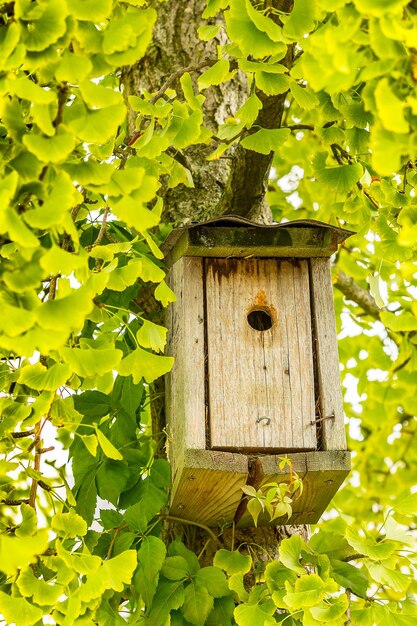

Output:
xmin=162 ymin=215 xmax=354 ymax=264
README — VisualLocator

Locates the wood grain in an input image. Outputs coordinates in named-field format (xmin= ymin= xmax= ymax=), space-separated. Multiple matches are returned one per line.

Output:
xmin=169 ymin=449 xmax=248 ymax=527
xmin=309 ymin=259 xmax=347 ymax=451
xmin=165 ymin=257 xmax=206 ymax=486
xmin=205 ymin=258 xmax=316 ymax=452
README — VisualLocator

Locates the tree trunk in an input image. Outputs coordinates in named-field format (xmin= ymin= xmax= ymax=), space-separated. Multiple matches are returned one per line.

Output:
xmin=122 ymin=0 xmax=307 ymax=564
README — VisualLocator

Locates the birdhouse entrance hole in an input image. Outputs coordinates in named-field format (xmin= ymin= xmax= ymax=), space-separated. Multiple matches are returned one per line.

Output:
xmin=247 ymin=308 xmax=273 ymax=331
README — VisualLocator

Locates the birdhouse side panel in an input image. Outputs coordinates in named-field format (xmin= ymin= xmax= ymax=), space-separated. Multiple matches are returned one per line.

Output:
xmin=166 ymin=257 xmax=206 ymax=483
xmin=204 ymin=258 xmax=316 ymax=452
xmin=310 ymin=258 xmax=346 ymax=451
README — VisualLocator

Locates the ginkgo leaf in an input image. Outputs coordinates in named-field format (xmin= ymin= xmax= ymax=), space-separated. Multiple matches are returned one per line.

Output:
xmin=316 ymin=163 xmax=363 ymax=196
xmin=240 ymin=128 xmax=290 ymax=155
xmin=136 ymin=320 xmax=168 ymax=353
xmin=119 ymin=347 xmax=174 ymax=384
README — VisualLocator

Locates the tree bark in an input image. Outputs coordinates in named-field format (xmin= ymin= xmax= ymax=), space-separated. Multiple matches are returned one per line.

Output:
xmin=123 ymin=0 xmax=307 ymax=564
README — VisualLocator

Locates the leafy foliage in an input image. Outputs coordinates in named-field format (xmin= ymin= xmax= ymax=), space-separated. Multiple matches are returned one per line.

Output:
xmin=1 ymin=0 xmax=417 ymax=624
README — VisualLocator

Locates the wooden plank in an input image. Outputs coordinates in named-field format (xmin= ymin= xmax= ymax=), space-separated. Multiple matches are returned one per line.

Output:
xmin=236 ymin=450 xmax=351 ymax=527
xmin=169 ymin=449 xmax=248 ymax=527
xmin=309 ymin=259 xmax=347 ymax=451
xmin=165 ymin=257 xmax=206 ymax=486
xmin=205 ymin=258 xmax=316 ymax=452
xmin=166 ymin=226 xmax=339 ymax=265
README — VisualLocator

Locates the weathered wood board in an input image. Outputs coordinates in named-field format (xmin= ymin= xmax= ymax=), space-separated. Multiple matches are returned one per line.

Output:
xmin=205 ymin=258 xmax=316 ymax=452
xmin=169 ymin=449 xmax=248 ymax=527
xmin=165 ymin=225 xmax=346 ymax=265
xmin=310 ymin=259 xmax=347 ymax=451
xmin=169 ymin=450 xmax=350 ymax=527
xmin=165 ymin=257 xmax=206 ymax=486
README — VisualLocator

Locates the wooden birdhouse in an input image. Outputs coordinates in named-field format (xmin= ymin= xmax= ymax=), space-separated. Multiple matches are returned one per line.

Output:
xmin=163 ymin=217 xmax=352 ymax=528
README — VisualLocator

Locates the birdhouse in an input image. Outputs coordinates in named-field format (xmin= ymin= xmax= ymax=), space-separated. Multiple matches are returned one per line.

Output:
xmin=163 ymin=217 xmax=352 ymax=528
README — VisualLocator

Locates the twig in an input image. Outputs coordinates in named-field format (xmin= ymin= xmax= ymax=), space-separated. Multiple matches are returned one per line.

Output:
xmin=150 ymin=58 xmax=217 ymax=105
xmin=11 ymin=430 xmax=35 ymax=439
xmin=345 ymin=588 xmax=351 ymax=624
xmin=106 ymin=524 xmax=128 ymax=559
xmin=53 ymin=85 xmax=69 ymax=129
xmin=28 ymin=424 xmax=41 ymax=510
xmin=161 ymin=514 xmax=221 ymax=546
xmin=94 ymin=206 xmax=110 ymax=246
xmin=287 ymin=121 xmax=337 ymax=131
xmin=342 ymin=553 xmax=365 ymax=562
xmin=1 ymin=499 xmax=30 ymax=506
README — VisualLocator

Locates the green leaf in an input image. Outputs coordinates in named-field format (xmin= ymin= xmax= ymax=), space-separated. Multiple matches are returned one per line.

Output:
xmin=198 ymin=59 xmax=232 ymax=89
xmin=67 ymin=102 xmax=126 ymax=144
xmin=123 ymin=478 xmax=166 ymax=530
xmin=290 ymin=81 xmax=319 ymax=110
xmin=255 ymin=72 xmax=290 ymax=96
xmin=207 ymin=596 xmax=235 ymax=626
xmin=375 ymin=78 xmax=408 ymax=134
xmin=353 ymin=0 xmax=409 ymax=17
xmin=135 ymin=536 xmax=167 ymax=607
xmin=80 ymin=434 xmax=98 ymax=456
xmin=331 ymin=560 xmax=368 ymax=598
xmin=284 ymin=574 xmax=337 ymax=610
xmin=0 ymin=591 xmax=43 ymax=626
xmin=70 ymin=0 xmax=113 ymax=21
xmin=316 ymin=163 xmax=363 ymax=197
xmin=309 ymin=594 xmax=349 ymax=621
xmin=234 ymin=603 xmax=276 ymax=626
xmin=23 ymin=130 xmax=76 ymax=164
xmin=18 ymin=362 xmax=72 ymax=391
xmin=247 ymin=497 xmax=263 ymax=527
xmin=279 ymin=535 xmax=309 ymax=574
xmin=147 ymin=580 xmax=185 ymax=626
xmin=78 ymin=80 xmax=123 ymax=108
xmin=107 ymin=260 xmax=144 ymax=291
xmin=96 ymin=460 xmax=130 ymax=505
xmin=52 ymin=510 xmax=88 ymax=538
xmin=24 ymin=171 xmax=83 ymax=229
xmin=0 ymin=530 xmax=49 ymax=576
xmin=55 ymin=52 xmax=93 ymax=83
xmin=197 ymin=24 xmax=222 ymax=41
xmin=182 ymin=581 xmax=214 ymax=626
xmin=162 ymin=556 xmax=190 ymax=581
xmin=119 ymin=346 xmax=174 ymax=384
xmin=18 ymin=0 xmax=68 ymax=52
xmin=78 ymin=550 xmax=137 ymax=602
xmin=240 ymin=128 xmax=290 ymax=155
xmin=95 ymin=428 xmax=123 ymax=460
xmin=195 ymin=567 xmax=230 ymax=598
xmin=8 ymin=76 xmax=56 ymax=105
xmin=235 ymin=93 xmax=263 ymax=126
xmin=16 ymin=566 xmax=63 ymax=607
xmin=380 ymin=311 xmax=417 ymax=332
xmin=345 ymin=527 xmax=397 ymax=560
xmin=367 ymin=561 xmax=410 ymax=593
xmin=74 ymin=391 xmax=112 ymax=419
xmin=213 ymin=549 xmax=252 ymax=576
xmin=225 ymin=0 xmax=284 ymax=59
xmin=154 ymin=280 xmax=176 ymax=306
xmin=393 ymin=491 xmax=417 ymax=515
xmin=15 ymin=504 xmax=37 ymax=538
xmin=282 ymin=0 xmax=318 ymax=40
xmin=137 ymin=319 xmax=167 ymax=353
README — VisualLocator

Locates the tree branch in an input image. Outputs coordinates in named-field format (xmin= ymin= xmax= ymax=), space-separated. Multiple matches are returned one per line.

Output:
xmin=334 ymin=270 xmax=382 ymax=320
